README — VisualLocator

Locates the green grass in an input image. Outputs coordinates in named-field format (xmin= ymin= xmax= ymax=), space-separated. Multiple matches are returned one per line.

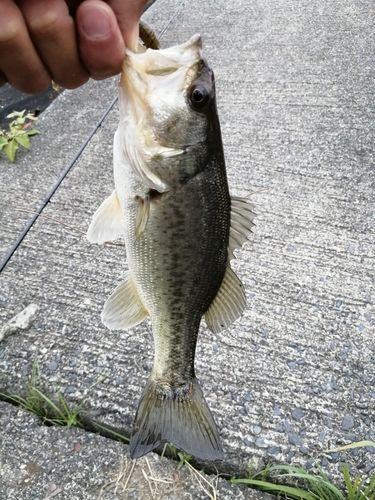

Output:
xmin=0 ymin=360 xmax=132 ymax=445
xmin=232 ymin=461 xmax=375 ymax=500
xmin=1 ymin=360 xmax=83 ymax=427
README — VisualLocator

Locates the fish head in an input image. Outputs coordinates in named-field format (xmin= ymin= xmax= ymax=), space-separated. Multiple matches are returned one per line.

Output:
xmin=120 ymin=34 xmax=219 ymax=160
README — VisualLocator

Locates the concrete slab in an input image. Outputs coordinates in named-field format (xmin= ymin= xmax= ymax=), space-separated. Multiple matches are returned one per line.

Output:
xmin=0 ymin=402 xmax=271 ymax=499
xmin=0 ymin=0 xmax=374 ymax=488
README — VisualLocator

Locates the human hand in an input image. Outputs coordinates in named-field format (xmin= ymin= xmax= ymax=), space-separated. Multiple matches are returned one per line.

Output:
xmin=0 ymin=0 xmax=149 ymax=94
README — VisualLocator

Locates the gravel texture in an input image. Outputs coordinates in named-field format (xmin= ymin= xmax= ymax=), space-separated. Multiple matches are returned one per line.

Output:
xmin=0 ymin=402 xmax=269 ymax=499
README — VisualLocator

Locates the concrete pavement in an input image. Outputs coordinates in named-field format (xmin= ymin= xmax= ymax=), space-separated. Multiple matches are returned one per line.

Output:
xmin=0 ymin=0 xmax=374 ymax=497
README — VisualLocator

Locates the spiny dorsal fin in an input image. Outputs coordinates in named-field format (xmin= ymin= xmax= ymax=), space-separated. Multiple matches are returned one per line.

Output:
xmin=228 ymin=196 xmax=256 ymax=259
xmin=87 ymin=190 xmax=124 ymax=244
xmin=204 ymin=265 xmax=246 ymax=333
xmin=101 ymin=272 xmax=149 ymax=330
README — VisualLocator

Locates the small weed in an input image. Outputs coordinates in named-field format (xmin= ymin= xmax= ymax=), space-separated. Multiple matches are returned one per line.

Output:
xmin=232 ymin=460 xmax=375 ymax=500
xmin=0 ymin=110 xmax=39 ymax=162
xmin=1 ymin=360 xmax=83 ymax=427
xmin=0 ymin=360 xmax=134 ymax=446
xmin=160 ymin=442 xmax=178 ymax=460
xmin=177 ymin=451 xmax=193 ymax=468
xmin=51 ymin=80 xmax=62 ymax=92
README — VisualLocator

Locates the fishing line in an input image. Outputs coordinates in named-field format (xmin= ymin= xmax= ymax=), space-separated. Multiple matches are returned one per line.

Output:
xmin=0 ymin=2 xmax=184 ymax=274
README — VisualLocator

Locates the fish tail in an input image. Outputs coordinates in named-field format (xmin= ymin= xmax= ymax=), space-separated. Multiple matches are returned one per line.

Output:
xmin=129 ymin=378 xmax=223 ymax=461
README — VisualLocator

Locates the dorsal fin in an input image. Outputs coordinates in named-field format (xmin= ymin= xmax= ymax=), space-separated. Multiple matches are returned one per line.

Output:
xmin=228 ymin=196 xmax=256 ymax=259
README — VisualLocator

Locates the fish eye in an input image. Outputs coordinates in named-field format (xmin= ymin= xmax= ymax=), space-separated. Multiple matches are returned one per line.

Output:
xmin=189 ymin=85 xmax=210 ymax=109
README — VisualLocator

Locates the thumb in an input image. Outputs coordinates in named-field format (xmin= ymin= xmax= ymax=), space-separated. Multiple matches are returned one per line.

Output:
xmin=76 ymin=0 xmax=125 ymax=78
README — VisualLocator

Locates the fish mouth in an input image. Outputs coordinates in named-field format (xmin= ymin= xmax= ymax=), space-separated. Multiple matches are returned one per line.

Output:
xmin=120 ymin=34 xmax=204 ymax=115
xmin=124 ymin=34 xmax=202 ymax=74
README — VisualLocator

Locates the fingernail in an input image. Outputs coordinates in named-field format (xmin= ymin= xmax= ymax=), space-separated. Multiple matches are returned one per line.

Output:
xmin=80 ymin=8 xmax=111 ymax=39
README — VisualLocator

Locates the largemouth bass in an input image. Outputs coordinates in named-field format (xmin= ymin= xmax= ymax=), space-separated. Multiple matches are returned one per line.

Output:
xmin=87 ymin=34 xmax=255 ymax=460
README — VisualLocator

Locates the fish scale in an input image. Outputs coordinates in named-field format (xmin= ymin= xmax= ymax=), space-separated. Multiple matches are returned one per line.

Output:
xmin=128 ymin=167 xmax=230 ymax=384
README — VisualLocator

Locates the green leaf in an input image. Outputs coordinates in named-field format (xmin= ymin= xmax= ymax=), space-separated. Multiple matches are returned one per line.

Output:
xmin=277 ymin=472 xmax=345 ymax=499
xmin=342 ymin=464 xmax=356 ymax=498
xmin=5 ymin=139 xmax=18 ymax=161
xmin=29 ymin=386 xmax=65 ymax=418
xmin=0 ymin=392 xmax=26 ymax=406
xmin=0 ymin=136 xmax=8 ymax=152
xmin=15 ymin=133 xmax=30 ymax=149
xmin=232 ymin=478 xmax=318 ymax=499
xmin=9 ymin=125 xmax=21 ymax=136
xmin=265 ymin=465 xmax=343 ymax=499
xmin=15 ymin=116 xmax=26 ymax=125
xmin=6 ymin=110 xmax=25 ymax=119
xmin=26 ymin=128 xmax=39 ymax=137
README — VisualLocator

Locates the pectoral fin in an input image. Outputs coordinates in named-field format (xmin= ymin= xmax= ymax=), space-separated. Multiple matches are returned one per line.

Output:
xmin=229 ymin=196 xmax=256 ymax=259
xmin=135 ymin=194 xmax=151 ymax=239
xmin=101 ymin=272 xmax=149 ymax=330
xmin=204 ymin=265 xmax=246 ymax=333
xmin=87 ymin=190 xmax=124 ymax=244
xmin=125 ymin=139 xmax=170 ymax=193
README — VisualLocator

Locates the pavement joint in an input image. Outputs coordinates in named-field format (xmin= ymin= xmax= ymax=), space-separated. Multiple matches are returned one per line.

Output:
xmin=0 ymin=392 xmax=249 ymax=480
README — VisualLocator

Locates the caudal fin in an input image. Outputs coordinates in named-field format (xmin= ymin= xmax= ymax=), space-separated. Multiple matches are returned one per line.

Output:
xmin=129 ymin=378 xmax=223 ymax=461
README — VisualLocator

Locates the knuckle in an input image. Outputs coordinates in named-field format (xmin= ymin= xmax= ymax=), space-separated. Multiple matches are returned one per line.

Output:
xmin=0 ymin=19 xmax=22 ymax=45
xmin=28 ymin=10 xmax=71 ymax=38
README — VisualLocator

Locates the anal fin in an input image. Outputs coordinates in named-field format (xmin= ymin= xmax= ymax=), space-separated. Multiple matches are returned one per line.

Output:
xmin=101 ymin=272 xmax=148 ymax=330
xmin=204 ymin=265 xmax=246 ymax=333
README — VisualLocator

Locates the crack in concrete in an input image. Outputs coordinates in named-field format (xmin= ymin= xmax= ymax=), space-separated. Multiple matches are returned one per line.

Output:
xmin=0 ymin=390 xmax=248 ymax=480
